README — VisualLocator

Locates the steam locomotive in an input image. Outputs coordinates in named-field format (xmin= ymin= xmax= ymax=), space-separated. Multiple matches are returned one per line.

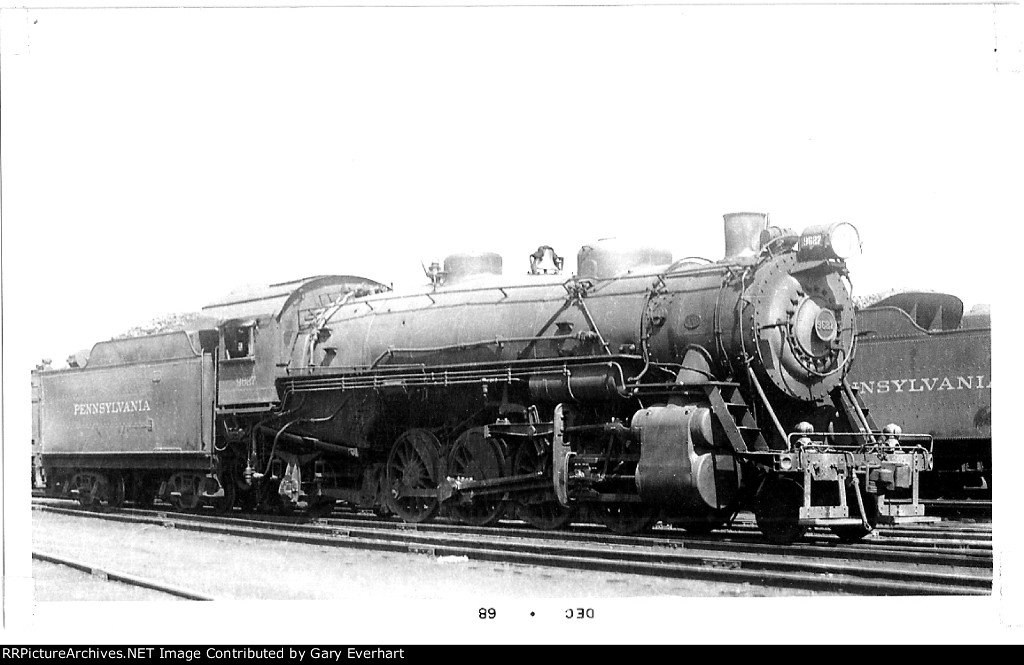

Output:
xmin=36 ymin=213 xmax=933 ymax=544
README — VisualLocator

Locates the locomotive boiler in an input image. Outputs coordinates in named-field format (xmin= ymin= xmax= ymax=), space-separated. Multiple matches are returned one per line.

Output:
xmin=36 ymin=212 xmax=933 ymax=544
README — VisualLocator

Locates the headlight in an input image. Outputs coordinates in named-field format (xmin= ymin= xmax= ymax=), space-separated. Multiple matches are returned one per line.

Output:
xmin=797 ymin=222 xmax=862 ymax=261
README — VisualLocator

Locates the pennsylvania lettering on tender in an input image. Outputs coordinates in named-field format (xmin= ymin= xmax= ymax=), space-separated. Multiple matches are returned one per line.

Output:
xmin=73 ymin=399 xmax=152 ymax=416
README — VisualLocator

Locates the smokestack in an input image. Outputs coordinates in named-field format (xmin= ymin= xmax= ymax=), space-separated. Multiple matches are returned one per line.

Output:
xmin=723 ymin=212 xmax=768 ymax=260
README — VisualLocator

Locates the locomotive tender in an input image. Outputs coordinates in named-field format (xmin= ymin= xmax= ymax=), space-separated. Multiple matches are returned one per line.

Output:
xmin=37 ymin=213 xmax=933 ymax=543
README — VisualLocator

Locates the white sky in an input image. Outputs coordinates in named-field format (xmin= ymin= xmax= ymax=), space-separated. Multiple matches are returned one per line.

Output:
xmin=2 ymin=3 xmax=1019 ymax=369
xmin=2 ymin=0 xmax=1022 ymax=644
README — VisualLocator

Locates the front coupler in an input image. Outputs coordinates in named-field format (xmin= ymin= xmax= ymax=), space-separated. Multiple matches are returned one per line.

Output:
xmin=760 ymin=432 xmax=934 ymax=528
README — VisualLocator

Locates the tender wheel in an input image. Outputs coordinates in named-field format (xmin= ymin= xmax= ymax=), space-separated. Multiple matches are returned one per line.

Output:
xmin=593 ymin=502 xmax=658 ymax=535
xmin=167 ymin=473 xmax=203 ymax=512
xmin=830 ymin=482 xmax=879 ymax=543
xmin=386 ymin=429 xmax=443 ymax=523
xmin=755 ymin=477 xmax=807 ymax=545
xmin=511 ymin=442 xmax=573 ymax=530
xmin=72 ymin=473 xmax=123 ymax=510
xmin=71 ymin=471 xmax=95 ymax=508
xmin=70 ymin=473 xmax=97 ymax=508
xmin=447 ymin=428 xmax=507 ymax=527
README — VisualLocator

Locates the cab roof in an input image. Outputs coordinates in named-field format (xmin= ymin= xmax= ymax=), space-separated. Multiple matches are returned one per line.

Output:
xmin=202 ymin=275 xmax=387 ymax=323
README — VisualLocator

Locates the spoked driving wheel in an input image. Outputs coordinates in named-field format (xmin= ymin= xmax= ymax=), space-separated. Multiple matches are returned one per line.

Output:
xmin=512 ymin=441 xmax=573 ymax=530
xmin=386 ymin=429 xmax=443 ymax=523
xmin=592 ymin=502 xmax=659 ymax=535
xmin=447 ymin=428 xmax=507 ymax=527
xmin=755 ymin=477 xmax=807 ymax=545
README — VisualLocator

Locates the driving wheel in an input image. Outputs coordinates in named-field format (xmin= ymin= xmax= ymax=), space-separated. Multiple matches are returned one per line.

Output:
xmin=512 ymin=441 xmax=573 ymax=530
xmin=447 ymin=428 xmax=507 ymax=527
xmin=386 ymin=429 xmax=443 ymax=523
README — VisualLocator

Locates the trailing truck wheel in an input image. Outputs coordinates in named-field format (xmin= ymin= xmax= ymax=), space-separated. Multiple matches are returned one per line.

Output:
xmin=830 ymin=483 xmax=879 ymax=543
xmin=447 ymin=428 xmax=507 ymax=527
xmin=755 ymin=478 xmax=807 ymax=545
xmin=386 ymin=429 xmax=443 ymax=524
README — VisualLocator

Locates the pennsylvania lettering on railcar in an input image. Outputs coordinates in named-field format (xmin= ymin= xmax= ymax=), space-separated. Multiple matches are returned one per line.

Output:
xmin=856 ymin=375 xmax=991 ymax=394
xmin=73 ymin=399 xmax=152 ymax=415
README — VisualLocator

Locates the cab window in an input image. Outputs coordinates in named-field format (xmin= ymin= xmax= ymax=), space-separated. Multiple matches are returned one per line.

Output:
xmin=224 ymin=325 xmax=255 ymax=359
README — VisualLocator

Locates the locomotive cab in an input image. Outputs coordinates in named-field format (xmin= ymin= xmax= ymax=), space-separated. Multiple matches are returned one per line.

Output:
xmin=202 ymin=275 xmax=389 ymax=410
xmin=223 ymin=322 xmax=255 ymax=359
xmin=216 ymin=317 xmax=276 ymax=407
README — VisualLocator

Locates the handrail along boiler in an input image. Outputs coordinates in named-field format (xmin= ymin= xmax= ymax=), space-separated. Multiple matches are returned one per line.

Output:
xmin=36 ymin=212 xmax=932 ymax=543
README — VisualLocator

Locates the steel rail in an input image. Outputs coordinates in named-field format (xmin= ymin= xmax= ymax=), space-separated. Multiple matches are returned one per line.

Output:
xmin=32 ymin=496 xmax=991 ymax=553
xmin=34 ymin=504 xmax=990 ymax=596
xmin=688 ymin=518 xmax=994 ymax=546
xmin=32 ymin=550 xmax=215 ymax=601
xmin=276 ymin=513 xmax=995 ymax=560
xmin=32 ymin=497 xmax=992 ymax=561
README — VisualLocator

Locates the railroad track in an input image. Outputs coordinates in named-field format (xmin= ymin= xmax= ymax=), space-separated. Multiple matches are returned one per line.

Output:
xmin=918 ymin=499 xmax=993 ymax=519
xmin=32 ymin=550 xmax=214 ymax=600
xmin=33 ymin=499 xmax=992 ymax=596
xmin=358 ymin=511 xmax=995 ymax=547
